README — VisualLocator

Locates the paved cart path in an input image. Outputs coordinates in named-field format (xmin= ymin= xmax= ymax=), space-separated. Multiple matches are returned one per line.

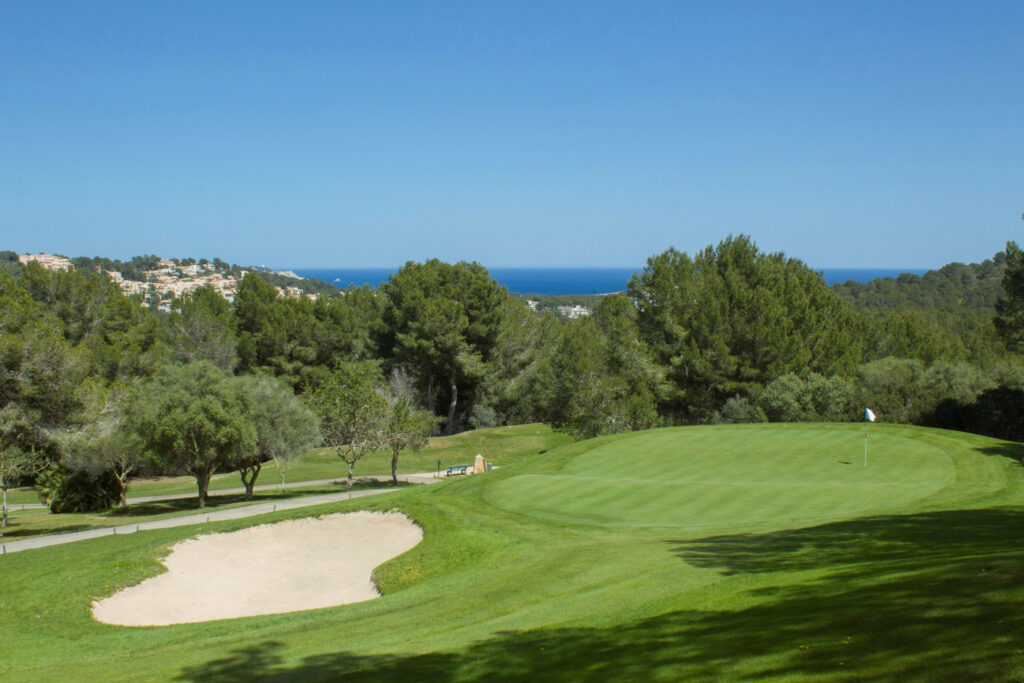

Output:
xmin=5 ymin=473 xmax=442 ymax=511
xmin=1 ymin=473 xmax=449 ymax=556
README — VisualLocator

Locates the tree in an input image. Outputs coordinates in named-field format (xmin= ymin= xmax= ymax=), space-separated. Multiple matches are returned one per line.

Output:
xmin=628 ymin=236 xmax=862 ymax=422
xmin=0 ymin=406 xmax=46 ymax=532
xmin=710 ymin=395 xmax=767 ymax=424
xmin=60 ymin=380 xmax=141 ymax=508
xmin=757 ymin=373 xmax=854 ymax=423
xmin=306 ymin=362 xmax=388 ymax=491
xmin=545 ymin=318 xmax=661 ymax=439
xmin=164 ymin=285 xmax=238 ymax=370
xmin=382 ymin=260 xmax=506 ymax=434
xmin=382 ymin=372 xmax=439 ymax=485
xmin=0 ymin=271 xmax=86 ymax=526
xmin=18 ymin=261 xmax=161 ymax=382
xmin=853 ymin=358 xmax=925 ymax=424
xmin=236 ymin=375 xmax=320 ymax=496
xmin=126 ymin=362 xmax=256 ymax=508
xmin=995 ymin=241 xmax=1024 ymax=352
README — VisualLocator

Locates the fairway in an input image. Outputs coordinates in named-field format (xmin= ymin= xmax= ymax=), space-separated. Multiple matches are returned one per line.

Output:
xmin=486 ymin=425 xmax=955 ymax=530
xmin=2 ymin=423 xmax=1024 ymax=681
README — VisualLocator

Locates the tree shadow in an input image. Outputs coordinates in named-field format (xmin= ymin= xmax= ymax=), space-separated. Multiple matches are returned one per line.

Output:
xmin=175 ymin=508 xmax=1024 ymax=681
xmin=977 ymin=442 xmax=1024 ymax=465
xmin=103 ymin=487 xmax=366 ymax=518
xmin=103 ymin=493 xmax=286 ymax=518
xmin=0 ymin=523 xmax=96 ymax=538
xmin=670 ymin=507 xmax=1024 ymax=576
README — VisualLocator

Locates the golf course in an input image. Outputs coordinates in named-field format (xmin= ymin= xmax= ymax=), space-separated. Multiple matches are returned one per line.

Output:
xmin=3 ymin=422 xmax=1024 ymax=681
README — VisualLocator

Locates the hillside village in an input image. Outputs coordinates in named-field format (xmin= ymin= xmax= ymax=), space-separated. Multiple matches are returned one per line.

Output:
xmin=16 ymin=252 xmax=598 ymax=319
xmin=17 ymin=253 xmax=317 ymax=312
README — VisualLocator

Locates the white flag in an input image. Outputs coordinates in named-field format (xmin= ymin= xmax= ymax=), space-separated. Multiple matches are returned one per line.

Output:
xmin=865 ymin=408 xmax=876 ymax=422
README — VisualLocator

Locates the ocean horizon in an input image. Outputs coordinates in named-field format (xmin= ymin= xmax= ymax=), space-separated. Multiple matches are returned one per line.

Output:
xmin=292 ymin=267 xmax=932 ymax=296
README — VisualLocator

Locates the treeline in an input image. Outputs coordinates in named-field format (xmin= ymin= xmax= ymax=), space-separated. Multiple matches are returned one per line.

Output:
xmin=1 ymin=237 xmax=1022 ymax=520
xmin=832 ymin=255 xmax=1009 ymax=367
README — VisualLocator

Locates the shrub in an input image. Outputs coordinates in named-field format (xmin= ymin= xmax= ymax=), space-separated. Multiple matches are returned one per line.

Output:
xmin=711 ymin=396 xmax=768 ymax=424
xmin=36 ymin=464 xmax=120 ymax=513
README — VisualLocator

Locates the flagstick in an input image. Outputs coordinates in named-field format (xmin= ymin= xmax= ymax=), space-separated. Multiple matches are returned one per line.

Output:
xmin=864 ymin=431 xmax=868 ymax=468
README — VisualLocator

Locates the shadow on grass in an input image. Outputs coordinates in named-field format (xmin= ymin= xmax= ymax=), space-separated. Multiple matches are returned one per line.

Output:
xmin=0 ymin=523 xmax=97 ymax=539
xmin=671 ymin=507 xmax=1024 ymax=576
xmin=103 ymin=490 xmax=319 ymax=518
xmin=978 ymin=442 xmax=1024 ymax=465
xmin=176 ymin=508 xmax=1024 ymax=681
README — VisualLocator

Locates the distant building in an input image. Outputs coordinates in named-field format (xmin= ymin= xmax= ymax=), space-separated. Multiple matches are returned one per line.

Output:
xmin=556 ymin=304 xmax=591 ymax=319
xmin=19 ymin=253 xmax=72 ymax=271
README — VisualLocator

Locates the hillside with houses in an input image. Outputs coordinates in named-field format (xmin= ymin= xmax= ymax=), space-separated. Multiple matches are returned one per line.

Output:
xmin=7 ymin=252 xmax=336 ymax=312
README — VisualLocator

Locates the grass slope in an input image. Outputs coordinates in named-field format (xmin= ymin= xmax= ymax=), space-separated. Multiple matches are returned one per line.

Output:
xmin=2 ymin=423 xmax=1023 ymax=681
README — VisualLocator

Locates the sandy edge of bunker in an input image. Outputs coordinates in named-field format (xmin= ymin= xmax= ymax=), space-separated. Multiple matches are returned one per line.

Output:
xmin=92 ymin=510 xmax=423 ymax=627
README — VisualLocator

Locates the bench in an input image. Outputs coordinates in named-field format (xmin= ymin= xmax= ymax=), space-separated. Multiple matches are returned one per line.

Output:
xmin=445 ymin=465 xmax=471 ymax=477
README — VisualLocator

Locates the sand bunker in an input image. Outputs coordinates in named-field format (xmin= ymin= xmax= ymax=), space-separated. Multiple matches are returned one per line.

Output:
xmin=92 ymin=510 xmax=422 ymax=626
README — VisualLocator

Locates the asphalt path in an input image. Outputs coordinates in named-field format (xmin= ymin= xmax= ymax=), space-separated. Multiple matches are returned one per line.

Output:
xmin=5 ymin=473 xmax=441 ymax=511
xmin=1 ymin=473 xmax=447 ymax=556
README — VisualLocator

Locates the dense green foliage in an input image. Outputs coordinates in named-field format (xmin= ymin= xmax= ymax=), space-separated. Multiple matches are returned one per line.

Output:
xmin=382 ymin=259 xmax=506 ymax=433
xmin=834 ymin=250 xmax=1010 ymax=366
xmin=35 ymin=463 xmax=121 ymax=513
xmin=126 ymin=362 xmax=258 ymax=508
xmin=833 ymin=259 xmax=1005 ymax=312
xmin=307 ymin=361 xmax=389 ymax=490
xmin=1 ymin=235 xmax=1021 ymax=516
xmin=995 ymin=241 xmax=1024 ymax=353
xmin=235 ymin=374 xmax=321 ymax=496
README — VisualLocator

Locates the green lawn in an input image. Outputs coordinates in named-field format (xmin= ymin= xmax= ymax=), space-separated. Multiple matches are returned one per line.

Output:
xmin=486 ymin=424 xmax=955 ymax=530
xmin=2 ymin=422 xmax=1023 ymax=681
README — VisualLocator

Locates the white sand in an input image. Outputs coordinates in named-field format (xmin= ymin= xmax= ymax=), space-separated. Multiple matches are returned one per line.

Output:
xmin=92 ymin=510 xmax=422 ymax=627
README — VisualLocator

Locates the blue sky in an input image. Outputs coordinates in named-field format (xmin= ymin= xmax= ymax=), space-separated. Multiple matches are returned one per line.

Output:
xmin=1 ymin=1 xmax=1021 ymax=268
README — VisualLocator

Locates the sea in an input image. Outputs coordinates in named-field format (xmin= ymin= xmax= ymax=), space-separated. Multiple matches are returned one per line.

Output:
xmin=291 ymin=267 xmax=931 ymax=296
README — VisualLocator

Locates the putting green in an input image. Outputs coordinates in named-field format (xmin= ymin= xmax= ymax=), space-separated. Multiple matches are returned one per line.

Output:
xmin=486 ymin=425 xmax=955 ymax=530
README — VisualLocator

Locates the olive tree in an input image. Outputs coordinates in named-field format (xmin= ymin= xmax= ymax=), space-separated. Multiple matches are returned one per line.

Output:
xmin=307 ymin=362 xmax=387 ymax=491
xmin=60 ymin=381 xmax=140 ymax=508
xmin=235 ymin=374 xmax=320 ymax=497
xmin=382 ymin=373 xmax=439 ymax=485
xmin=127 ymin=361 xmax=256 ymax=508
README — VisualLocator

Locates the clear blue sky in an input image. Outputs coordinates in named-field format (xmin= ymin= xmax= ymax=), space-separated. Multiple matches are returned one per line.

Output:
xmin=1 ymin=1 xmax=1021 ymax=268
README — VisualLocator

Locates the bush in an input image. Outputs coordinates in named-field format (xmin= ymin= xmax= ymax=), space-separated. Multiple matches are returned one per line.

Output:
xmin=711 ymin=396 xmax=768 ymax=424
xmin=758 ymin=373 xmax=853 ymax=422
xmin=36 ymin=465 xmax=120 ymax=513
xmin=468 ymin=403 xmax=499 ymax=430
xmin=923 ymin=387 xmax=1024 ymax=442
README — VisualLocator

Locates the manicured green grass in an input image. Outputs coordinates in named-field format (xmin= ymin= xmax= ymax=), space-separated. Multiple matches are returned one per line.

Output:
xmin=5 ymin=487 xmax=42 ymax=505
xmin=2 ymin=423 xmax=1023 ymax=681
xmin=486 ymin=424 xmax=955 ymax=530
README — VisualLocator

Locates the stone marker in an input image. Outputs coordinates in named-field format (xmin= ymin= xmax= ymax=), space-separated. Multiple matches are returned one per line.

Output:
xmin=474 ymin=454 xmax=486 ymax=474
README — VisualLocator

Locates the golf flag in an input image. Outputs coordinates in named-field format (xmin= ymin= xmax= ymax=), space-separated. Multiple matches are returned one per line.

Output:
xmin=865 ymin=408 xmax=876 ymax=423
